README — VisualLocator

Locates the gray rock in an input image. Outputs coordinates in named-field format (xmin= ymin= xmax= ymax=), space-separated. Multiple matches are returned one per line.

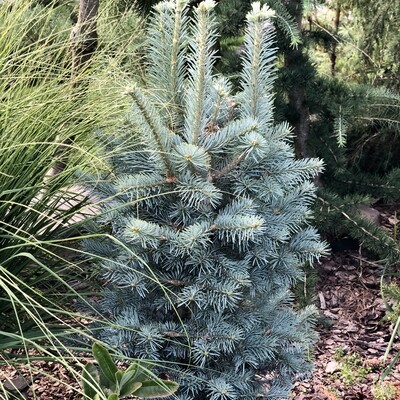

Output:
xmin=358 ymin=205 xmax=381 ymax=225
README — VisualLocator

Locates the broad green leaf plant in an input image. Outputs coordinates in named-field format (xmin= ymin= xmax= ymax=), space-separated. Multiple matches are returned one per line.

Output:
xmin=82 ymin=343 xmax=179 ymax=400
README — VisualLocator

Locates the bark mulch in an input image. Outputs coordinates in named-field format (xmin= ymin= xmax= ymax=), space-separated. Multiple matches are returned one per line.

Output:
xmin=292 ymin=252 xmax=400 ymax=400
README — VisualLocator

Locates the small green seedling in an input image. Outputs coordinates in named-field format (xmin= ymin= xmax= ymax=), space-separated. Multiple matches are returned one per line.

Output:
xmin=333 ymin=349 xmax=370 ymax=386
xmin=82 ymin=343 xmax=179 ymax=400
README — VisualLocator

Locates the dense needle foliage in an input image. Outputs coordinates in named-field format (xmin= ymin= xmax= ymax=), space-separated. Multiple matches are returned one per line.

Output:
xmin=84 ymin=1 xmax=327 ymax=399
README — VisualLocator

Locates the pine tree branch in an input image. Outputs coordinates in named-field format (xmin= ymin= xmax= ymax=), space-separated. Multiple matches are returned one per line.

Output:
xmin=148 ymin=0 xmax=188 ymax=128
xmin=209 ymin=153 xmax=245 ymax=181
xmin=317 ymin=196 xmax=400 ymax=256
xmin=184 ymin=1 xmax=216 ymax=145
xmin=240 ymin=4 xmax=276 ymax=128
xmin=164 ymin=279 xmax=188 ymax=287
xmin=308 ymin=16 xmax=377 ymax=67
xmin=170 ymin=0 xmax=187 ymax=116
xmin=127 ymin=87 xmax=174 ymax=177
xmin=191 ymin=8 xmax=208 ymax=145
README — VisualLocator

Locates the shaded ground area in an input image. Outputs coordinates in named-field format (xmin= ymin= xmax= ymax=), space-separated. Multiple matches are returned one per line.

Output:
xmin=0 ymin=360 xmax=80 ymax=399
xmin=293 ymin=251 xmax=400 ymax=399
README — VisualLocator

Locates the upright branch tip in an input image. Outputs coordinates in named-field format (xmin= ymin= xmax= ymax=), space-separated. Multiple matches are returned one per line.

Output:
xmin=198 ymin=0 xmax=216 ymax=12
xmin=155 ymin=0 xmax=175 ymax=11
xmin=247 ymin=2 xmax=275 ymax=22
xmin=124 ymin=84 xmax=137 ymax=96
xmin=157 ymin=0 xmax=188 ymax=11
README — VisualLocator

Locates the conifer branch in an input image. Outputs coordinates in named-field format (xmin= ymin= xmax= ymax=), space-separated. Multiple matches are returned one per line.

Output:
xmin=127 ymin=86 xmax=174 ymax=177
xmin=200 ymin=118 xmax=258 ymax=153
xmin=317 ymin=196 xmax=400 ymax=256
xmin=249 ymin=24 xmax=263 ymax=119
xmin=191 ymin=6 xmax=208 ymax=145
xmin=163 ymin=331 xmax=242 ymax=340
xmin=164 ymin=279 xmax=188 ymax=287
xmin=147 ymin=0 xmax=188 ymax=127
xmin=240 ymin=4 xmax=276 ymax=126
xmin=184 ymin=1 xmax=216 ymax=145
xmin=170 ymin=0 xmax=187 ymax=114
xmin=210 ymin=153 xmax=246 ymax=181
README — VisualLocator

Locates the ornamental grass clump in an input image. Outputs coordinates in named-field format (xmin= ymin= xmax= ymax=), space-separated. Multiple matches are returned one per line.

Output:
xmin=85 ymin=1 xmax=327 ymax=398
xmin=0 ymin=0 xmax=142 ymax=398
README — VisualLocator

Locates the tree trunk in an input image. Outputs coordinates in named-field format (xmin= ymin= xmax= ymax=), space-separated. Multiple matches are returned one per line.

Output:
xmin=286 ymin=75 xmax=310 ymax=159
xmin=284 ymin=0 xmax=310 ymax=159
xmin=70 ymin=0 xmax=99 ymax=80
xmin=330 ymin=2 xmax=341 ymax=77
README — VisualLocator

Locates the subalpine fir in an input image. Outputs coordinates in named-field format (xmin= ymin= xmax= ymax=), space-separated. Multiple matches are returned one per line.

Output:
xmin=84 ymin=1 xmax=327 ymax=398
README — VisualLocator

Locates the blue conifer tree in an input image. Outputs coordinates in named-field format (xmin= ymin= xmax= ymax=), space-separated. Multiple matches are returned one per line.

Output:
xmin=84 ymin=1 xmax=327 ymax=398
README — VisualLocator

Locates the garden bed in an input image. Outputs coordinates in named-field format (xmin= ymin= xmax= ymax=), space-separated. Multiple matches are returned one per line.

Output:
xmin=2 ymin=250 xmax=400 ymax=399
